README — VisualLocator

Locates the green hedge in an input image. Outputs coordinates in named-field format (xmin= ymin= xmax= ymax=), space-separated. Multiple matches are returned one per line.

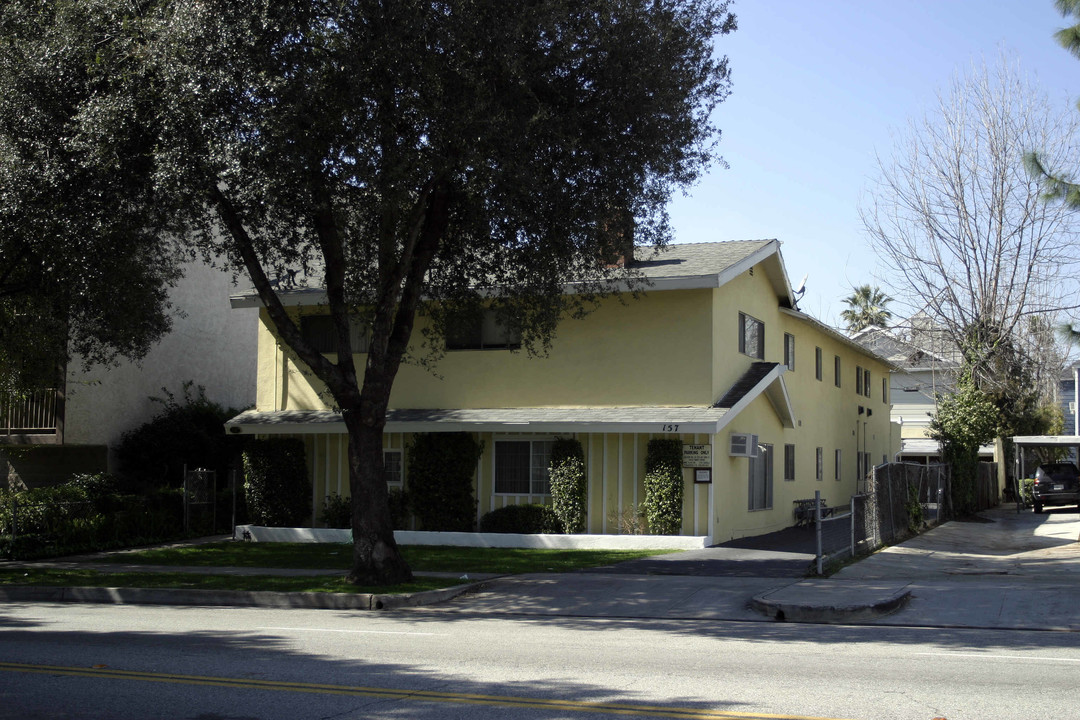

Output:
xmin=407 ymin=433 xmax=482 ymax=532
xmin=549 ymin=437 xmax=587 ymax=533
xmin=242 ymin=438 xmax=312 ymax=527
xmin=0 ymin=475 xmax=184 ymax=560
xmin=641 ymin=438 xmax=684 ymax=535
xmin=114 ymin=383 xmax=244 ymax=493
xmin=478 ymin=503 xmax=562 ymax=534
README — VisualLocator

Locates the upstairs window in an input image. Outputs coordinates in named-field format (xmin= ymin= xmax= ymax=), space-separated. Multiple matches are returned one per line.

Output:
xmin=834 ymin=355 xmax=842 ymax=388
xmin=784 ymin=444 xmax=796 ymax=481
xmin=815 ymin=347 xmax=823 ymax=381
xmin=856 ymin=365 xmax=863 ymax=395
xmin=739 ymin=312 xmax=765 ymax=359
xmin=784 ymin=333 xmax=795 ymax=371
xmin=882 ymin=378 xmax=889 ymax=403
xmin=446 ymin=310 xmax=521 ymax=351
xmin=300 ymin=315 xmax=370 ymax=354
xmin=815 ymin=447 xmax=823 ymax=481
xmin=864 ymin=368 xmax=872 ymax=398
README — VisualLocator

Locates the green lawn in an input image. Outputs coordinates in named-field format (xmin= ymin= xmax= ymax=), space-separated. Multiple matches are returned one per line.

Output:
xmin=96 ymin=542 xmax=674 ymax=575
xmin=0 ymin=568 xmax=462 ymax=595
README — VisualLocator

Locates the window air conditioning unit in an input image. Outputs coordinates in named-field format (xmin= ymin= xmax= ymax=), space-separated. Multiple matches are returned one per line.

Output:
xmin=729 ymin=433 xmax=759 ymax=458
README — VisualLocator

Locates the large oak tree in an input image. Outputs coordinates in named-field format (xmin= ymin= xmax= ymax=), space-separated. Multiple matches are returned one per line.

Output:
xmin=0 ymin=0 xmax=735 ymax=583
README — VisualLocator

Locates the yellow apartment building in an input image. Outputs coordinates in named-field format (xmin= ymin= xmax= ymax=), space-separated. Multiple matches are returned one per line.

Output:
xmin=225 ymin=240 xmax=893 ymax=543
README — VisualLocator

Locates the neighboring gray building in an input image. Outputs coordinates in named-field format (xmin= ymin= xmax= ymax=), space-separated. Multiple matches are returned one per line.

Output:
xmin=851 ymin=321 xmax=993 ymax=464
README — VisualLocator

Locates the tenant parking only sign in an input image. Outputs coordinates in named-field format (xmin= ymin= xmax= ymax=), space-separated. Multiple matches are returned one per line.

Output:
xmin=681 ymin=444 xmax=712 ymax=468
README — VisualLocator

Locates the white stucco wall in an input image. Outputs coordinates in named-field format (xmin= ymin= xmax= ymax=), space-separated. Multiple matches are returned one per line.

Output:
xmin=63 ymin=261 xmax=257 ymax=451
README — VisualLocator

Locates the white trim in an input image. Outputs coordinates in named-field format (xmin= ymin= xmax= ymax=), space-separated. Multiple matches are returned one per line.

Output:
xmin=336 ymin=435 xmax=344 ymax=496
xmin=602 ymin=433 xmax=608 ymax=534
xmin=617 ymin=434 xmax=624 ymax=534
xmin=228 ymin=417 xmax=726 ymax=436
xmin=713 ymin=364 xmax=794 ymax=433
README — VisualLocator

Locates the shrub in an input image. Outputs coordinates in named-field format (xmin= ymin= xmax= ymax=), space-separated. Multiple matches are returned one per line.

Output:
xmin=641 ymin=438 xmax=684 ymax=535
xmin=242 ymin=438 xmax=311 ymax=527
xmin=607 ymin=504 xmax=647 ymax=535
xmin=66 ymin=472 xmax=121 ymax=499
xmin=479 ymin=503 xmax=561 ymax=534
xmin=548 ymin=438 xmax=587 ymax=533
xmin=0 ymin=481 xmax=184 ymax=560
xmin=388 ymin=487 xmax=409 ymax=530
xmin=114 ymin=382 xmax=245 ymax=493
xmin=407 ymin=433 xmax=482 ymax=532
xmin=321 ymin=493 xmax=351 ymax=529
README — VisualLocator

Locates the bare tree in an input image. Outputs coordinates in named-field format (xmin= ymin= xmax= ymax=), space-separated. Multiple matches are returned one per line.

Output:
xmin=861 ymin=55 xmax=1079 ymax=396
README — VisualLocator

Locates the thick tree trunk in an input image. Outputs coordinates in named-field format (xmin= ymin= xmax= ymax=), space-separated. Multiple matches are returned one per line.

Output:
xmin=343 ymin=405 xmax=412 ymax=585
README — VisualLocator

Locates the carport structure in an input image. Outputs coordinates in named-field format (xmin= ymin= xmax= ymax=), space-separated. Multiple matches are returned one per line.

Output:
xmin=1010 ymin=435 xmax=1080 ymax=507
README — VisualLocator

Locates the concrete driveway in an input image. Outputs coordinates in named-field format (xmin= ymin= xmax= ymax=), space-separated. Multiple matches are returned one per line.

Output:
xmin=834 ymin=505 xmax=1080 ymax=581
xmin=581 ymin=524 xmax=818 ymax=578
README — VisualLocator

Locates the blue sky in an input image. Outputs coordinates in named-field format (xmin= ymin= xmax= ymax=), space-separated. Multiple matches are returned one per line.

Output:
xmin=666 ymin=1 xmax=1080 ymax=327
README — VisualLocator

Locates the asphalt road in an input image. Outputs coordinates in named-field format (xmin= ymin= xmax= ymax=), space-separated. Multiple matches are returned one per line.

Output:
xmin=2 ymin=601 xmax=1078 ymax=720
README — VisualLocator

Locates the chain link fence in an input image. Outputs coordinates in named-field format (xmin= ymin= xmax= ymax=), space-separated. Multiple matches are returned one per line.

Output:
xmin=813 ymin=461 xmax=1000 ymax=571
xmin=814 ymin=462 xmax=969 ymax=572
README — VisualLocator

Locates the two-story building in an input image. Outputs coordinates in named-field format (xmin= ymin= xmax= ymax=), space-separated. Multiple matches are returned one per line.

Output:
xmin=225 ymin=240 xmax=893 ymax=543
xmin=851 ymin=321 xmax=1001 ymax=465
xmin=1 ymin=261 xmax=257 ymax=487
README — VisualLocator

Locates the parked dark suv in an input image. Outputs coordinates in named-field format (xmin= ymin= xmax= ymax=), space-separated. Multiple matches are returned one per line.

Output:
xmin=1032 ymin=462 xmax=1080 ymax=513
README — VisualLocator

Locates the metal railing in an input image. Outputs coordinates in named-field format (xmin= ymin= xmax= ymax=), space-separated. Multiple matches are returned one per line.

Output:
xmin=1 ymin=388 xmax=59 ymax=435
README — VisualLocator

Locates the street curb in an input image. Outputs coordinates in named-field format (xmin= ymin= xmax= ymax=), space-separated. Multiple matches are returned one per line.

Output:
xmin=750 ymin=585 xmax=911 ymax=624
xmin=0 ymin=581 xmax=487 ymax=611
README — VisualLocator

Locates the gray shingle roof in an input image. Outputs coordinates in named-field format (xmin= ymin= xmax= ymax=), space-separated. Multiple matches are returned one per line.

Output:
xmin=226 ymin=406 xmax=731 ymax=434
xmin=232 ymin=239 xmax=782 ymax=308
xmin=631 ymin=240 xmax=774 ymax=280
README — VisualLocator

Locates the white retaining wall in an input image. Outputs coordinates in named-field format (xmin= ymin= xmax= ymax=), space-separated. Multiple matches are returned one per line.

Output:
xmin=236 ymin=525 xmax=708 ymax=550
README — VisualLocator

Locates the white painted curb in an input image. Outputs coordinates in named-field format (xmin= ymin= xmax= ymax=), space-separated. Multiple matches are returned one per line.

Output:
xmin=235 ymin=525 xmax=708 ymax=550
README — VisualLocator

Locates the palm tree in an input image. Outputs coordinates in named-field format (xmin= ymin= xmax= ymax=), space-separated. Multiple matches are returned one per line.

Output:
xmin=841 ymin=285 xmax=893 ymax=333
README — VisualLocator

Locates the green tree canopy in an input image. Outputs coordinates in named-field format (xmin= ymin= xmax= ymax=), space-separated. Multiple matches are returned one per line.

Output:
xmin=840 ymin=284 xmax=893 ymax=333
xmin=0 ymin=1 xmax=186 ymax=389
xmin=0 ymin=0 xmax=736 ymax=583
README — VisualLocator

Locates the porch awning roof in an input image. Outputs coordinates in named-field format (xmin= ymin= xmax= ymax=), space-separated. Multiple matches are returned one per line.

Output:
xmin=225 ymin=406 xmax=734 ymax=435
xmin=1010 ymin=435 xmax=1080 ymax=447
xmin=898 ymin=438 xmax=994 ymax=456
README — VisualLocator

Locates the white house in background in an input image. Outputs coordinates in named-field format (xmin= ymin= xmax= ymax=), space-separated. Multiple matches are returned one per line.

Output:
xmin=851 ymin=321 xmax=993 ymax=464
xmin=1 ymin=261 xmax=258 ymax=487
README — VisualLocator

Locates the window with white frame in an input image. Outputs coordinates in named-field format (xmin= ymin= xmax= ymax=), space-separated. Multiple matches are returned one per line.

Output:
xmin=494 ymin=439 xmax=553 ymax=494
xmin=748 ymin=443 xmax=773 ymax=510
xmin=784 ymin=333 xmax=795 ymax=371
xmin=738 ymin=312 xmax=764 ymax=359
xmin=384 ymin=450 xmax=402 ymax=485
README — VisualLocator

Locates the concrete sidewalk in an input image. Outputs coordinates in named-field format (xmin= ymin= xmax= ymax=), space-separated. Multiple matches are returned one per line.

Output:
xmin=748 ymin=505 xmax=1080 ymax=627
xmin=4 ymin=506 xmax=1079 ymax=630
xmin=432 ymin=506 xmax=1080 ymax=629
